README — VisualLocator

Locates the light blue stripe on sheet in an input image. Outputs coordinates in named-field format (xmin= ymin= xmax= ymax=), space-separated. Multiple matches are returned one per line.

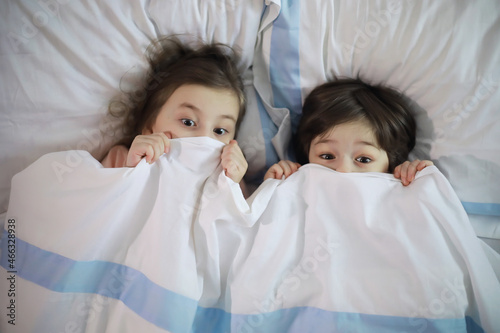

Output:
xmin=0 ymin=232 xmax=198 ymax=332
xmin=0 ymin=232 xmax=485 ymax=332
xmin=462 ymin=201 xmax=500 ymax=217
xmin=256 ymin=92 xmax=280 ymax=169
xmin=270 ymin=0 xmax=302 ymax=131
xmin=227 ymin=307 xmax=484 ymax=333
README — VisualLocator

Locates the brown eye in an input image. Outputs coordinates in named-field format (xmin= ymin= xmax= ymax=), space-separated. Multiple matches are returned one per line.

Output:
xmin=320 ymin=154 xmax=334 ymax=160
xmin=356 ymin=156 xmax=372 ymax=163
xmin=213 ymin=128 xmax=228 ymax=135
xmin=181 ymin=119 xmax=195 ymax=127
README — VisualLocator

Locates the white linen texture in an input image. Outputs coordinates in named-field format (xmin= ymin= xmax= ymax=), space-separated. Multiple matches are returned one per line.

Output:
xmin=0 ymin=137 xmax=498 ymax=333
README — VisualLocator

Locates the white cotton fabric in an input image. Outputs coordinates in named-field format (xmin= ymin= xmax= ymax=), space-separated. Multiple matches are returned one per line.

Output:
xmin=0 ymin=137 xmax=241 ymax=332
xmin=1 ymin=137 xmax=499 ymax=332
xmin=226 ymin=165 xmax=500 ymax=332
xmin=1 ymin=0 xmax=498 ymax=246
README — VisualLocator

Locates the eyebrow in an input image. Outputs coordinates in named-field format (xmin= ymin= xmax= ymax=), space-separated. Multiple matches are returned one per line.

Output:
xmin=180 ymin=103 xmax=237 ymax=123
xmin=315 ymin=138 xmax=381 ymax=150
xmin=179 ymin=102 xmax=201 ymax=113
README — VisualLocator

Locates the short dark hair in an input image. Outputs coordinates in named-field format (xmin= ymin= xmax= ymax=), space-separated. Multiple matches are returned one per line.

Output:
xmin=110 ymin=36 xmax=246 ymax=146
xmin=295 ymin=78 xmax=416 ymax=172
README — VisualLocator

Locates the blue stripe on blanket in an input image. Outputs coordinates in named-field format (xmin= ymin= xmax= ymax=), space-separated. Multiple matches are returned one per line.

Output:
xmin=462 ymin=201 xmax=500 ymax=217
xmin=0 ymin=233 xmax=484 ymax=333
xmin=269 ymin=0 xmax=302 ymax=131
xmin=257 ymin=91 xmax=280 ymax=169
xmin=0 ymin=233 xmax=198 ymax=332
xmin=227 ymin=307 xmax=484 ymax=333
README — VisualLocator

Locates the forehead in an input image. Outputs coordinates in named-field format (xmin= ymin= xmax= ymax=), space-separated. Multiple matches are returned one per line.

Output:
xmin=169 ymin=84 xmax=240 ymax=121
xmin=314 ymin=119 xmax=378 ymax=145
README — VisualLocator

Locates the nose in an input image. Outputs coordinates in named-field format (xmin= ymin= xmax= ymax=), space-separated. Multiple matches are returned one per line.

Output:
xmin=188 ymin=127 xmax=213 ymax=139
xmin=335 ymin=158 xmax=352 ymax=173
xmin=202 ymin=129 xmax=214 ymax=138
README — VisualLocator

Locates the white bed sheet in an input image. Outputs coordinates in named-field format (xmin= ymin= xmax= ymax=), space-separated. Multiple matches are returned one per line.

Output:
xmin=1 ymin=137 xmax=499 ymax=332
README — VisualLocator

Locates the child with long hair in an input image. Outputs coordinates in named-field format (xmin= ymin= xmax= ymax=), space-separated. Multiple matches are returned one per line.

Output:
xmin=101 ymin=36 xmax=248 ymax=185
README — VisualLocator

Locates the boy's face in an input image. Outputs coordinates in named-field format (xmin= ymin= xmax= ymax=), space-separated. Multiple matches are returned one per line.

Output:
xmin=144 ymin=84 xmax=240 ymax=144
xmin=308 ymin=119 xmax=389 ymax=173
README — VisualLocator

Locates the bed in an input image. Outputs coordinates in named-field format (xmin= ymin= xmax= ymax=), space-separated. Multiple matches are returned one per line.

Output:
xmin=1 ymin=1 xmax=499 ymax=332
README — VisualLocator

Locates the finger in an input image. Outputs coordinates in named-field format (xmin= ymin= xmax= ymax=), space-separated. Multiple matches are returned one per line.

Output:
xmin=151 ymin=133 xmax=172 ymax=162
xmin=145 ymin=144 xmax=157 ymax=164
xmin=223 ymin=140 xmax=243 ymax=157
xmin=263 ymin=169 xmax=274 ymax=180
xmin=159 ymin=132 xmax=171 ymax=153
xmin=271 ymin=164 xmax=284 ymax=179
xmin=417 ymin=159 xmax=433 ymax=171
xmin=222 ymin=145 xmax=248 ymax=183
xmin=264 ymin=165 xmax=280 ymax=180
xmin=291 ymin=162 xmax=301 ymax=173
xmin=278 ymin=160 xmax=295 ymax=178
xmin=222 ymin=140 xmax=239 ymax=157
xmin=222 ymin=142 xmax=247 ymax=170
xmin=142 ymin=135 xmax=166 ymax=164
xmin=221 ymin=141 xmax=233 ymax=158
xmin=285 ymin=161 xmax=300 ymax=176
xmin=127 ymin=137 xmax=151 ymax=166
xmin=225 ymin=139 xmax=238 ymax=148
xmin=148 ymin=138 xmax=163 ymax=164
xmin=393 ymin=164 xmax=401 ymax=179
xmin=407 ymin=160 xmax=419 ymax=182
xmin=126 ymin=152 xmax=143 ymax=167
xmin=222 ymin=158 xmax=237 ymax=176
xmin=407 ymin=159 xmax=432 ymax=185
xmin=399 ymin=161 xmax=410 ymax=186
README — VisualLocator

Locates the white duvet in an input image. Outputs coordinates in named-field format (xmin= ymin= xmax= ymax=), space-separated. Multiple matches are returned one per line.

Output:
xmin=1 ymin=137 xmax=499 ymax=333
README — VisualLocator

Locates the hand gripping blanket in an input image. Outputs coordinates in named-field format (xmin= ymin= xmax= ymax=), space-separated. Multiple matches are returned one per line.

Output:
xmin=1 ymin=137 xmax=499 ymax=333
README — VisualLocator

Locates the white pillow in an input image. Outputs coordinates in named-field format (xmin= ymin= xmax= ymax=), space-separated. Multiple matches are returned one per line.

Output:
xmin=0 ymin=1 xmax=157 ymax=213
xmin=147 ymin=0 xmax=263 ymax=72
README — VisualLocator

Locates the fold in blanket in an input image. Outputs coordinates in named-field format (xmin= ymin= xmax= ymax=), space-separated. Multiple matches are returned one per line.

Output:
xmin=1 ymin=137 xmax=499 ymax=333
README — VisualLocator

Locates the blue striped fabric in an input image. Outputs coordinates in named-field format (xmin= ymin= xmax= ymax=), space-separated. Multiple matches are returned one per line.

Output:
xmin=0 ymin=232 xmax=484 ymax=332
xmin=1 ymin=233 xmax=198 ymax=332
xmin=269 ymin=0 xmax=302 ymax=131
xmin=462 ymin=201 xmax=500 ymax=217
xmin=256 ymin=92 xmax=280 ymax=169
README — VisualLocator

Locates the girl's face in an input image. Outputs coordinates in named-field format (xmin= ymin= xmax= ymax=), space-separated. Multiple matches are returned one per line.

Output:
xmin=144 ymin=84 xmax=240 ymax=144
xmin=308 ymin=119 xmax=389 ymax=173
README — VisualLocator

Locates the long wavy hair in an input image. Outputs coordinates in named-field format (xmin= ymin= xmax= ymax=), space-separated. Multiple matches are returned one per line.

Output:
xmin=109 ymin=36 xmax=246 ymax=147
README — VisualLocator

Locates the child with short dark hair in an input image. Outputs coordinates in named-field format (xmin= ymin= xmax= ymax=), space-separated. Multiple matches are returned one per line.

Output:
xmin=264 ymin=78 xmax=433 ymax=185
